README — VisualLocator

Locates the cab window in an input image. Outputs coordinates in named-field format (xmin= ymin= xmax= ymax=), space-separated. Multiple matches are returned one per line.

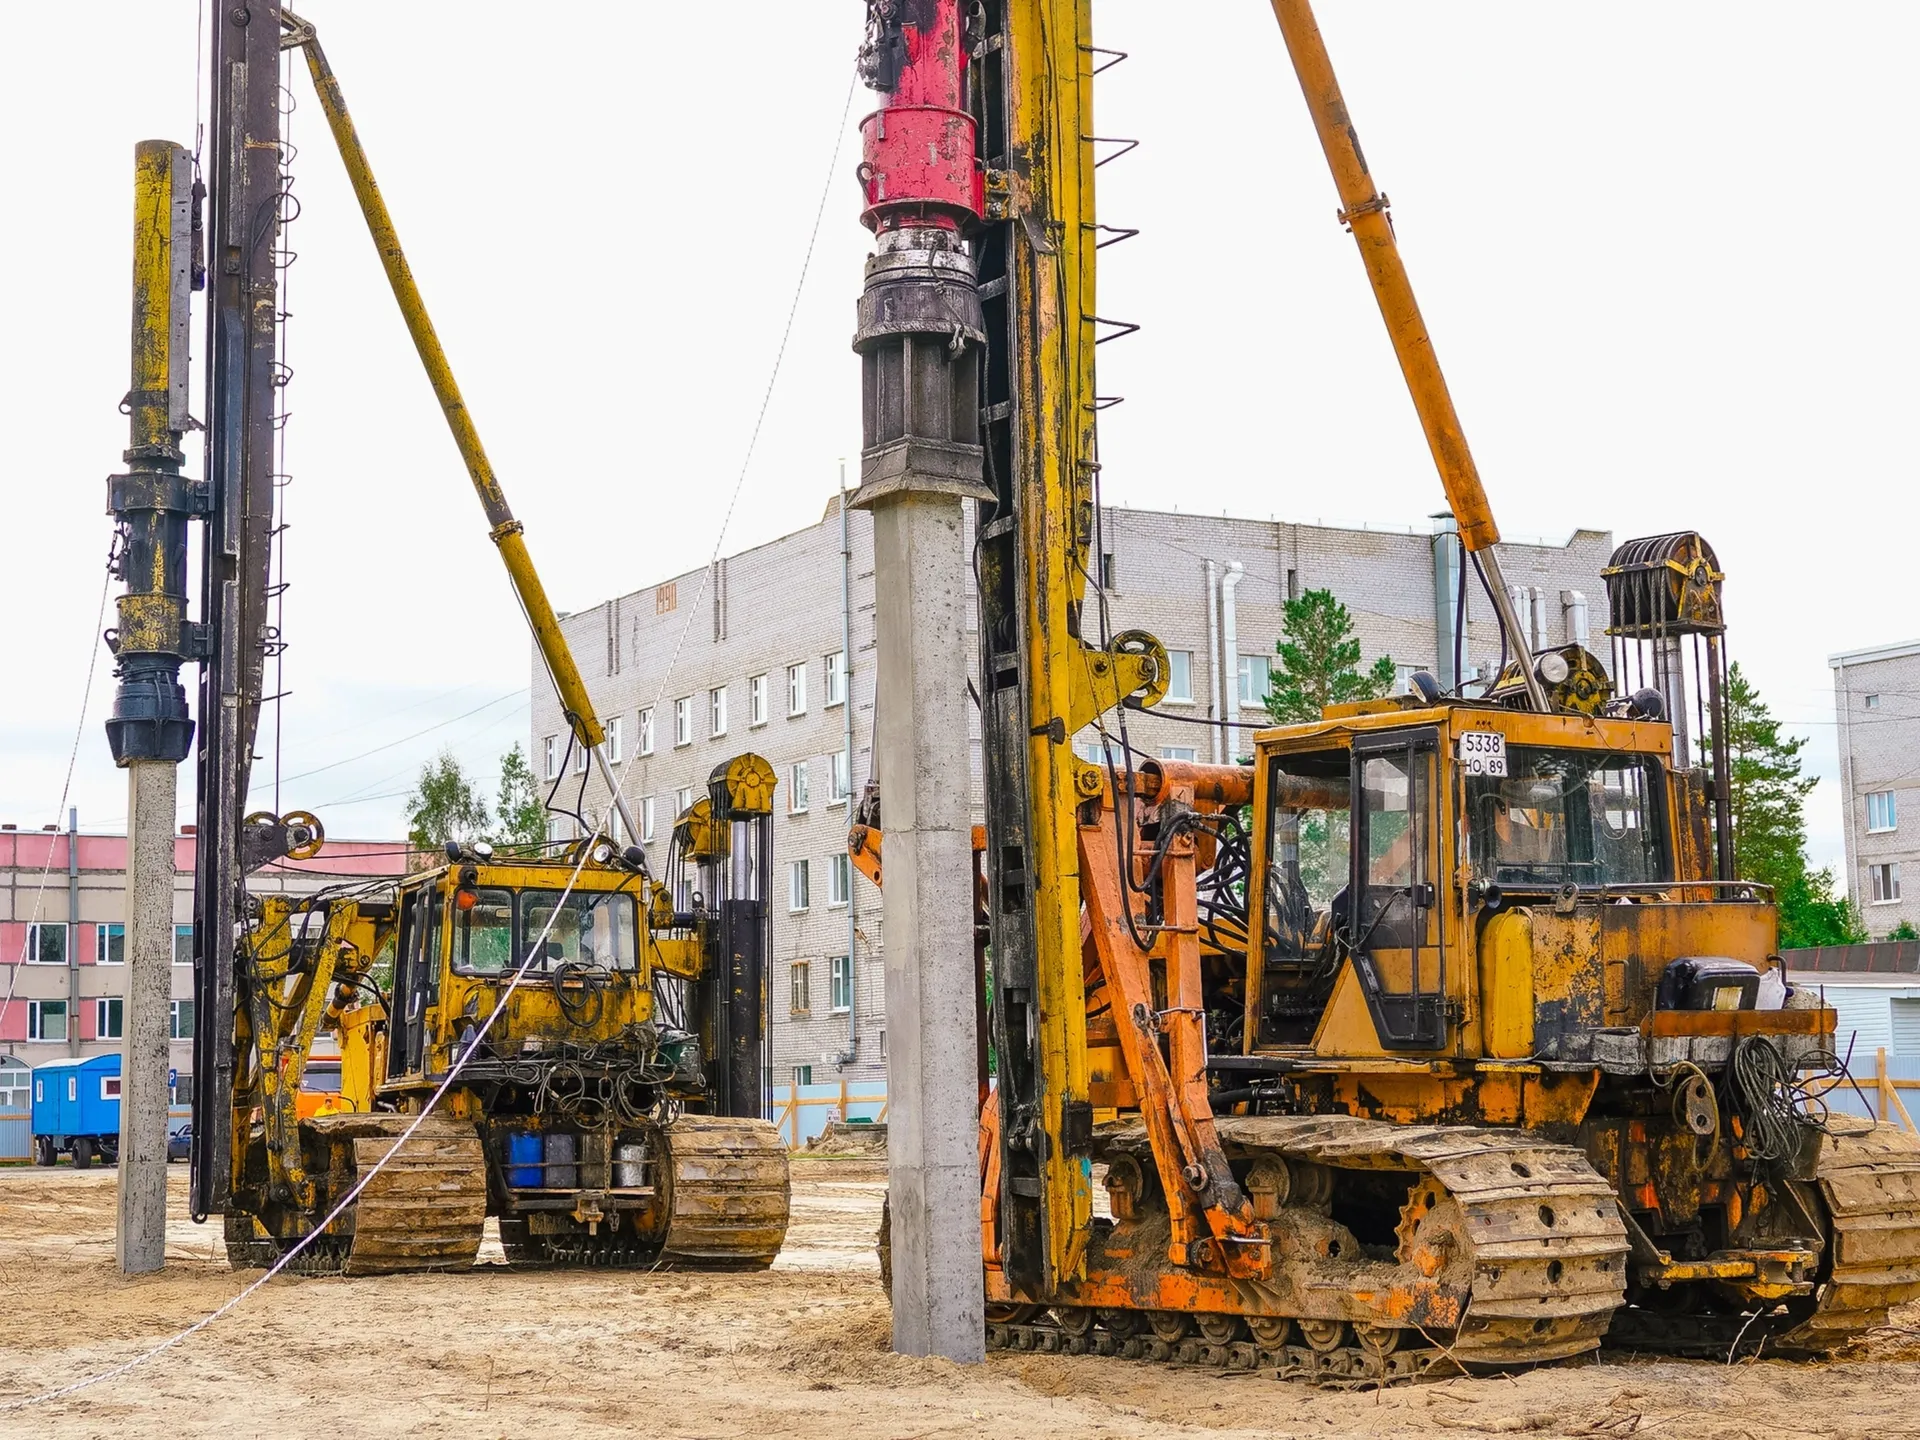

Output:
xmin=1465 ymin=747 xmax=1668 ymax=888
xmin=1261 ymin=750 xmax=1351 ymax=968
xmin=453 ymin=888 xmax=516 ymax=974
xmin=521 ymin=890 xmax=638 ymax=971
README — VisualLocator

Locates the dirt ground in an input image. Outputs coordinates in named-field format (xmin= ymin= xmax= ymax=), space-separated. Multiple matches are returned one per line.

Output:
xmin=1 ymin=1160 xmax=1918 ymax=1439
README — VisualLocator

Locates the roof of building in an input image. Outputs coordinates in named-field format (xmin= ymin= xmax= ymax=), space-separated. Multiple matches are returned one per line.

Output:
xmin=1788 ymin=941 xmax=1920 ymax=977
xmin=1830 ymin=639 xmax=1920 ymax=668
xmin=29 ymin=1055 xmax=120 ymax=1072
xmin=577 ymin=490 xmax=1611 ymax=622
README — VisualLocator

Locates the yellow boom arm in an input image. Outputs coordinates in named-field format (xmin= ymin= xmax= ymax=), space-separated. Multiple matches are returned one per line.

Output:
xmin=1269 ymin=0 xmax=1549 ymax=711
xmin=282 ymin=10 xmax=640 ymax=831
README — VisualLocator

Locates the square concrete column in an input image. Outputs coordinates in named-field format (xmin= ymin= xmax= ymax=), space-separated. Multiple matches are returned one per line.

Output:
xmin=118 ymin=760 xmax=177 ymax=1272
xmin=866 ymin=492 xmax=985 ymax=1362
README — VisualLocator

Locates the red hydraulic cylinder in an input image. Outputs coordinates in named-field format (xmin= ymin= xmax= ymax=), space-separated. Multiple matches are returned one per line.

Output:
xmin=857 ymin=0 xmax=983 ymax=233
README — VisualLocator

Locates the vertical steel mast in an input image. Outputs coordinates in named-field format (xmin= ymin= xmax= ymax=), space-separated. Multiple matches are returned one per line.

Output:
xmin=190 ymin=0 xmax=283 ymax=1217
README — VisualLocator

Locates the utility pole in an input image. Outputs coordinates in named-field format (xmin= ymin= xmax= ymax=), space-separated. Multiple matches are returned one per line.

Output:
xmin=851 ymin=0 xmax=992 ymax=1362
xmin=105 ymin=139 xmax=198 ymax=1274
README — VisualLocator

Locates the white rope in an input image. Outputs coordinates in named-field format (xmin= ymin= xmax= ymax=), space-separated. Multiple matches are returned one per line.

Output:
xmin=0 ymin=837 xmax=597 ymax=1412
xmin=0 ymin=565 xmax=113 ymax=1031
xmin=606 ymin=71 xmax=859 ymax=825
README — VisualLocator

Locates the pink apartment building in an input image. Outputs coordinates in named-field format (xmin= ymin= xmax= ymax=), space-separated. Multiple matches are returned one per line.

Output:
xmin=0 ymin=822 xmax=412 ymax=1108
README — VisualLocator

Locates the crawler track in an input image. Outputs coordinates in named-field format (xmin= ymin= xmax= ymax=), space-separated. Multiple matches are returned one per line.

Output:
xmin=1091 ymin=1114 xmax=1630 ymax=1367
xmin=985 ymin=1315 xmax=1450 ymax=1387
xmin=223 ymin=1113 xmax=487 ymax=1275
xmin=1775 ymin=1122 xmax=1920 ymax=1352
xmin=657 ymin=1116 xmax=792 ymax=1270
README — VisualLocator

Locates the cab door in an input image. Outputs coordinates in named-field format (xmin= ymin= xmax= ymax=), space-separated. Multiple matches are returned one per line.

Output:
xmin=1349 ymin=730 xmax=1447 ymax=1049
xmin=388 ymin=884 xmax=442 ymax=1078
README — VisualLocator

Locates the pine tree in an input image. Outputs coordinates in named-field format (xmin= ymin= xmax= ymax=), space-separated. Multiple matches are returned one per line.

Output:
xmin=1715 ymin=664 xmax=1865 ymax=947
xmin=1263 ymin=588 xmax=1397 ymax=724
xmin=493 ymin=742 xmax=546 ymax=851
xmin=404 ymin=750 xmax=491 ymax=851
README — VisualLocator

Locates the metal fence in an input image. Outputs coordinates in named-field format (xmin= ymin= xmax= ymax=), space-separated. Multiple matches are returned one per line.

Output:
xmin=0 ymin=1108 xmax=26 ymax=1163
xmin=768 ymin=1081 xmax=887 ymax=1150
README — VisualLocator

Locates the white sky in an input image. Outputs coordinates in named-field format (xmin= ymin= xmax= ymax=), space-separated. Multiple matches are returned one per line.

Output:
xmin=1 ymin=4 xmax=1913 ymax=883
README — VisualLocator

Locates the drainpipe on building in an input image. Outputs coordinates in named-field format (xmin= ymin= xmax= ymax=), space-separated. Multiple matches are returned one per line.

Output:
xmin=67 ymin=807 xmax=79 ymax=1058
xmin=1838 ymin=655 xmax=1860 ymax=912
xmin=1204 ymin=561 xmax=1221 ymax=763
xmin=1430 ymin=514 xmax=1460 ymax=693
xmin=1219 ymin=562 xmax=1246 ymax=758
xmin=837 ymin=464 xmax=858 ymax=1069
xmin=1562 ymin=590 xmax=1589 ymax=650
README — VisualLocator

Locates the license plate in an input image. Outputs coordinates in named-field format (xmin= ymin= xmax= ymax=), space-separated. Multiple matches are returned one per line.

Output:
xmin=1458 ymin=730 xmax=1508 ymax=777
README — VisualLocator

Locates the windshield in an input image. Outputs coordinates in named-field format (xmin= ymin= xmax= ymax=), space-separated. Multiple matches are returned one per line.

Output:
xmin=521 ymin=889 xmax=639 ymax=971
xmin=454 ymin=888 xmax=516 ymax=975
xmin=1464 ymin=746 xmax=1668 ymax=888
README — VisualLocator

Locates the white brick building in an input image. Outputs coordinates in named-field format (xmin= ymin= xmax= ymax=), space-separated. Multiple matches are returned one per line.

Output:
xmin=1832 ymin=640 xmax=1920 ymax=938
xmin=533 ymin=494 xmax=1612 ymax=1085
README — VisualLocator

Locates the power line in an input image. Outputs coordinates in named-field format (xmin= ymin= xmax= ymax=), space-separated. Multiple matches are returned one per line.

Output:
xmin=274 ymin=688 xmax=528 ymax=783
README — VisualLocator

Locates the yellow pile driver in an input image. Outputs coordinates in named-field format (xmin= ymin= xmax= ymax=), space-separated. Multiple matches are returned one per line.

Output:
xmin=110 ymin=6 xmax=789 ymax=1273
xmin=850 ymin=0 xmax=1920 ymax=1374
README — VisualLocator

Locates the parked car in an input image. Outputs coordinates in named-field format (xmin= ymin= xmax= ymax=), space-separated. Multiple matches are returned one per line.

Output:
xmin=167 ymin=1123 xmax=192 ymax=1163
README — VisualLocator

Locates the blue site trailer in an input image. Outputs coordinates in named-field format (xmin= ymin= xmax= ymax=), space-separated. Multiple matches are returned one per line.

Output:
xmin=31 ymin=1054 xmax=121 ymax=1168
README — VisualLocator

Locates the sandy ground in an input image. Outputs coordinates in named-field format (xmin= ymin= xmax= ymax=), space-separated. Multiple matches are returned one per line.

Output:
xmin=1 ymin=1159 xmax=1918 ymax=1439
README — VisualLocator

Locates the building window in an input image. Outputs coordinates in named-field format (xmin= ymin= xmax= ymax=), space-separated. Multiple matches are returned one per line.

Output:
xmin=174 ymin=925 xmax=193 ymax=964
xmin=573 ymin=738 xmax=589 ymax=774
xmin=1160 ymin=746 xmax=1198 ymax=762
xmin=640 ymin=796 xmax=656 ymax=843
xmin=96 ymin=923 xmax=126 ymax=966
xmin=638 ymin=706 xmax=655 ymax=756
xmin=749 ymin=673 xmax=768 ymax=726
xmin=26 ymin=923 xmax=67 ymax=966
xmin=675 ymin=786 xmax=694 ymax=819
xmin=674 ymin=696 xmax=693 ymax=747
xmin=1237 ymin=655 xmax=1272 ymax=708
xmin=547 ymin=816 xmax=570 ymax=845
xmin=28 ymin=1000 xmax=67 ymax=1042
xmin=828 ymin=853 xmax=852 ymax=908
xmin=709 ymin=685 xmax=728 ymax=738
xmin=790 ymin=961 xmax=811 ymax=1015
xmin=789 ymin=859 xmax=811 ymax=913
xmin=101 ymin=1076 xmax=122 ymax=1100
xmin=830 ymin=955 xmax=852 ymax=1014
xmin=790 ymin=760 xmax=810 ymax=814
xmin=1394 ymin=663 xmax=1423 ymax=695
xmin=787 ymin=662 xmax=808 ymax=717
xmin=1099 ymin=551 xmax=1117 ymax=590
xmin=170 ymin=999 xmax=195 ymax=1040
xmin=792 ymin=1064 xmax=813 ymax=1087
xmin=96 ymin=997 xmax=123 ymax=1040
xmin=1868 ymin=791 xmax=1898 ymax=833
xmin=1872 ymin=863 xmax=1903 ymax=905
xmin=1866 ymin=693 xmax=1882 ymax=710
xmin=0 ymin=1062 xmax=27 ymax=1109
xmin=544 ymin=734 xmax=560 ymax=780
xmin=829 ymin=750 xmax=851 ymax=804
xmin=606 ymin=715 xmax=624 ymax=764
xmin=1165 ymin=650 xmax=1193 ymax=703
xmin=825 ymin=651 xmax=846 ymax=708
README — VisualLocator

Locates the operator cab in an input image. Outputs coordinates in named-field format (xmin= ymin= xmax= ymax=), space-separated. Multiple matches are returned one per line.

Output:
xmin=384 ymin=863 xmax=651 ymax=1081
xmin=1248 ymin=702 xmax=1679 ymax=1054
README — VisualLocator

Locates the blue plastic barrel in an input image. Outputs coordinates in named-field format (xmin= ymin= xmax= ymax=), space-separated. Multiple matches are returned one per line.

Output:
xmin=507 ymin=1132 xmax=542 ymax=1188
